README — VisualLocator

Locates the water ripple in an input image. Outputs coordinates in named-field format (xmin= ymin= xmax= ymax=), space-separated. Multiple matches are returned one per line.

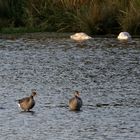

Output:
xmin=0 ymin=37 xmax=140 ymax=139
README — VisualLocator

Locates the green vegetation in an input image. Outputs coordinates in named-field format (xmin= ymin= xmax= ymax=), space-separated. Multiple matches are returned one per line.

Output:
xmin=0 ymin=0 xmax=140 ymax=35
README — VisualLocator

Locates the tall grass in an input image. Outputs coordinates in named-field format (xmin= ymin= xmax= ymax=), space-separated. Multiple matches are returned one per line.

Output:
xmin=118 ymin=0 xmax=140 ymax=34
xmin=24 ymin=0 xmax=77 ymax=31
xmin=0 ymin=0 xmax=25 ymax=28
xmin=0 ymin=0 xmax=10 ymax=28
xmin=71 ymin=0 xmax=103 ymax=34
xmin=0 ymin=0 xmax=140 ymax=34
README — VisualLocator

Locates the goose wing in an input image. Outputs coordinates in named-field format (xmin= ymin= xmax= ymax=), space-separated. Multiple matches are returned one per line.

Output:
xmin=18 ymin=97 xmax=30 ymax=104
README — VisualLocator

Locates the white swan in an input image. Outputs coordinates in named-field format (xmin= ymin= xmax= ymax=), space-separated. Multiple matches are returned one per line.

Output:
xmin=117 ymin=32 xmax=131 ymax=40
xmin=70 ymin=32 xmax=92 ymax=42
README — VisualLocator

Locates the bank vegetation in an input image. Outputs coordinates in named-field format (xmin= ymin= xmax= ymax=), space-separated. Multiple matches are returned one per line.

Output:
xmin=0 ymin=0 xmax=140 ymax=35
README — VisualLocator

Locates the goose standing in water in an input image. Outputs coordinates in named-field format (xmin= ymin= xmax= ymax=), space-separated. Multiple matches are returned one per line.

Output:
xmin=17 ymin=90 xmax=37 ymax=111
xmin=117 ymin=32 xmax=131 ymax=40
xmin=69 ymin=91 xmax=83 ymax=111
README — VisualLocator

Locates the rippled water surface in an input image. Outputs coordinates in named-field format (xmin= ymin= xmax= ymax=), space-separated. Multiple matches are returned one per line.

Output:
xmin=0 ymin=36 xmax=140 ymax=140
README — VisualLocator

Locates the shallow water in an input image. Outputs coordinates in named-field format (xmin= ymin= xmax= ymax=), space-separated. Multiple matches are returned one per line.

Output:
xmin=0 ymin=37 xmax=140 ymax=140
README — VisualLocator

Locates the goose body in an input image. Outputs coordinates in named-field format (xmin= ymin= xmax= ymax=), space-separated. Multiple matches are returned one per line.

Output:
xmin=17 ymin=90 xmax=37 ymax=111
xmin=117 ymin=32 xmax=131 ymax=40
xmin=69 ymin=91 xmax=82 ymax=111
xmin=70 ymin=32 xmax=92 ymax=42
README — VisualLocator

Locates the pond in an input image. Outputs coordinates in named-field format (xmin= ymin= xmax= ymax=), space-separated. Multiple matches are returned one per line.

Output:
xmin=0 ymin=35 xmax=140 ymax=140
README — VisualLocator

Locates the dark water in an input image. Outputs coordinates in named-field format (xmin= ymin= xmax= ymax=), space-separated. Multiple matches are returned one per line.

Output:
xmin=0 ymin=37 xmax=140 ymax=140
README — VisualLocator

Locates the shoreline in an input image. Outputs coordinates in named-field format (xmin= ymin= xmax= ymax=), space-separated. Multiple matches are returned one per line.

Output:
xmin=0 ymin=32 xmax=140 ymax=40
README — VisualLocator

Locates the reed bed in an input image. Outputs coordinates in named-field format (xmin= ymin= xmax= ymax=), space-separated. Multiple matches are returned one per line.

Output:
xmin=0 ymin=0 xmax=140 ymax=35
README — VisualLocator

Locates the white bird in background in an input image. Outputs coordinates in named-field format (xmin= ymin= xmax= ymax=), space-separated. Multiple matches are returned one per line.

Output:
xmin=70 ymin=32 xmax=92 ymax=42
xmin=117 ymin=32 xmax=131 ymax=41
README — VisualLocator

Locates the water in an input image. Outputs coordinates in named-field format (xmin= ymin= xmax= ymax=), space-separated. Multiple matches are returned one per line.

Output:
xmin=0 ymin=36 xmax=140 ymax=140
